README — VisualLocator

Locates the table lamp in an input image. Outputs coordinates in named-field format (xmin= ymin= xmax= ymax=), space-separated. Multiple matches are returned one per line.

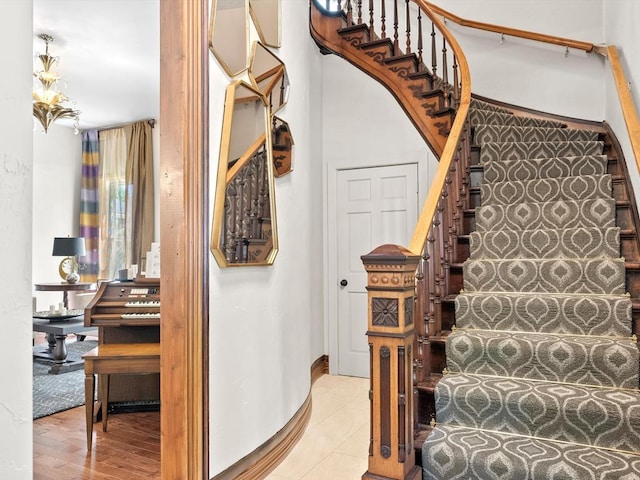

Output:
xmin=52 ymin=237 xmax=86 ymax=284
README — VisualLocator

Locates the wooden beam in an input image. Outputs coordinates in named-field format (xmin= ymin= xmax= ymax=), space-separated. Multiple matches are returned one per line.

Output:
xmin=160 ymin=0 xmax=209 ymax=478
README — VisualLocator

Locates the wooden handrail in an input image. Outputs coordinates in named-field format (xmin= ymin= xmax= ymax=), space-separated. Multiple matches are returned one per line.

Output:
xmin=606 ymin=45 xmax=640 ymax=177
xmin=425 ymin=2 xmax=596 ymax=53
xmin=225 ymin=134 xmax=267 ymax=184
xmin=408 ymin=0 xmax=471 ymax=255
xmin=419 ymin=3 xmax=640 ymax=194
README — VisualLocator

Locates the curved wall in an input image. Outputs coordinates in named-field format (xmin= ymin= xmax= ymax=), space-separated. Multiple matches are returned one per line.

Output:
xmin=208 ymin=0 xmax=324 ymax=475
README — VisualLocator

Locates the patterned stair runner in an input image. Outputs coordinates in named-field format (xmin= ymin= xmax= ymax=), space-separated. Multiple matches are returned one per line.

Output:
xmin=422 ymin=99 xmax=640 ymax=479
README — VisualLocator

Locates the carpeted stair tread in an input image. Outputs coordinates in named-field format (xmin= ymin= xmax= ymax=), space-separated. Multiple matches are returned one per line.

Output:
xmin=435 ymin=373 xmax=640 ymax=451
xmin=470 ymin=108 xmax=567 ymax=129
xmin=455 ymin=292 xmax=632 ymax=337
xmin=446 ymin=329 xmax=639 ymax=388
xmin=484 ymin=154 xmax=608 ymax=183
xmin=481 ymin=174 xmax=611 ymax=206
xmin=469 ymin=227 xmax=620 ymax=259
xmin=463 ymin=257 xmax=626 ymax=295
xmin=474 ymin=124 xmax=600 ymax=144
xmin=475 ymin=197 xmax=616 ymax=232
xmin=423 ymin=424 xmax=640 ymax=480
xmin=480 ymin=140 xmax=604 ymax=164
xmin=470 ymin=98 xmax=512 ymax=113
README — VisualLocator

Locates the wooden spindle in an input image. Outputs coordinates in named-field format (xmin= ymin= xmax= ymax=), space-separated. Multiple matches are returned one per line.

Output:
xmin=452 ymin=54 xmax=460 ymax=107
xmin=346 ymin=0 xmax=353 ymax=26
xmin=442 ymin=37 xmax=449 ymax=108
xmin=381 ymin=0 xmax=387 ymax=39
xmin=430 ymin=23 xmax=437 ymax=80
xmin=417 ymin=9 xmax=423 ymax=71
xmin=357 ymin=0 xmax=363 ymax=24
xmin=393 ymin=0 xmax=399 ymax=55
xmin=405 ymin=0 xmax=411 ymax=55
xmin=369 ymin=0 xmax=375 ymax=37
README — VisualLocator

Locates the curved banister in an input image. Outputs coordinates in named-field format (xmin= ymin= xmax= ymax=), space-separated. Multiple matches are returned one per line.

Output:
xmin=422 ymin=2 xmax=640 ymax=228
xmin=425 ymin=2 xmax=596 ymax=53
xmin=408 ymin=0 xmax=471 ymax=256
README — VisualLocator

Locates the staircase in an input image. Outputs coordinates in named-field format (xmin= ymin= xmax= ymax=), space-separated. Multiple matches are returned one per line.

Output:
xmin=422 ymin=97 xmax=640 ymax=478
xmin=310 ymin=1 xmax=640 ymax=478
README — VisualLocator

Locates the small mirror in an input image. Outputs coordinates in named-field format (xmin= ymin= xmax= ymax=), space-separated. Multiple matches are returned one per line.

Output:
xmin=272 ymin=116 xmax=294 ymax=177
xmin=211 ymin=81 xmax=279 ymax=267
xmin=249 ymin=0 xmax=281 ymax=48
xmin=209 ymin=0 xmax=250 ymax=77
xmin=249 ymin=42 xmax=290 ymax=114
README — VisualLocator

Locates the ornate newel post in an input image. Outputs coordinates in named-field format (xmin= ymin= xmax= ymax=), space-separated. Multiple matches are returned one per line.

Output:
xmin=361 ymin=244 xmax=422 ymax=480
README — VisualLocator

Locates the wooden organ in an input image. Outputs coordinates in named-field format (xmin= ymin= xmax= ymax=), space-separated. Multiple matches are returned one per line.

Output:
xmin=85 ymin=279 xmax=160 ymax=412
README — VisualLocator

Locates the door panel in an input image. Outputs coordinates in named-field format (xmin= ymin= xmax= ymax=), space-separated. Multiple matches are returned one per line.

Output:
xmin=336 ymin=164 xmax=418 ymax=377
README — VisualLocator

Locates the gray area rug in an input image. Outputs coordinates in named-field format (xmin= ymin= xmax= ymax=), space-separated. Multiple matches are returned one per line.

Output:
xmin=33 ymin=340 xmax=97 ymax=420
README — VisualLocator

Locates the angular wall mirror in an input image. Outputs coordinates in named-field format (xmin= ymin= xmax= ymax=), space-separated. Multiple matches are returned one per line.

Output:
xmin=209 ymin=0 xmax=250 ymax=77
xmin=211 ymin=80 xmax=279 ymax=267
xmin=249 ymin=0 xmax=281 ymax=48
xmin=272 ymin=116 xmax=294 ymax=177
xmin=248 ymin=42 xmax=290 ymax=115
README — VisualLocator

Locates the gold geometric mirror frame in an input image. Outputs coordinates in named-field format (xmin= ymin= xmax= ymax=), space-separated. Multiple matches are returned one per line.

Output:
xmin=211 ymin=80 xmax=279 ymax=267
xmin=249 ymin=41 xmax=290 ymax=115
xmin=249 ymin=0 xmax=281 ymax=48
xmin=272 ymin=116 xmax=294 ymax=177
xmin=209 ymin=0 xmax=250 ymax=77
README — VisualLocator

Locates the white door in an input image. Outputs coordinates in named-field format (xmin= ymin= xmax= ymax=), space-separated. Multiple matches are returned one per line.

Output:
xmin=336 ymin=164 xmax=418 ymax=377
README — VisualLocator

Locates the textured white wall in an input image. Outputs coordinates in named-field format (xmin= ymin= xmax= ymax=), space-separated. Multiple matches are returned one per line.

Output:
xmin=429 ymin=0 xmax=606 ymax=120
xmin=0 ymin=1 xmax=33 ymax=478
xmin=208 ymin=0 xmax=325 ymax=474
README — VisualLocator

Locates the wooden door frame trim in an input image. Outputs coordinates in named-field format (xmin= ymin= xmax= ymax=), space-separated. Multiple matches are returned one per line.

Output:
xmin=160 ymin=0 xmax=209 ymax=478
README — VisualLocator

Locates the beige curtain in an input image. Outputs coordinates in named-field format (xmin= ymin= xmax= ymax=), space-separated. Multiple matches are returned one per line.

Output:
xmin=125 ymin=121 xmax=154 ymax=268
xmin=98 ymin=128 xmax=128 ymax=280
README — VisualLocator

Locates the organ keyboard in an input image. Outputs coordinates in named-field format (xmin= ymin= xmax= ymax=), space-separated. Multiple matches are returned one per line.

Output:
xmin=85 ymin=279 xmax=160 ymax=410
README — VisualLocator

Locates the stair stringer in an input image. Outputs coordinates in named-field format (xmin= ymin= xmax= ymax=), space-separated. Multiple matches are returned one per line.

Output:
xmin=309 ymin=2 xmax=448 ymax=156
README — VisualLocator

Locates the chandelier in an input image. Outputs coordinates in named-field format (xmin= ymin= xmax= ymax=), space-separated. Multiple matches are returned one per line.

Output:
xmin=33 ymin=33 xmax=80 ymax=134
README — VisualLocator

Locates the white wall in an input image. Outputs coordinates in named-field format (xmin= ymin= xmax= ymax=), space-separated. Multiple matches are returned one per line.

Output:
xmin=321 ymin=54 xmax=434 ymax=373
xmin=429 ymin=0 xmax=606 ymax=120
xmin=0 ymin=1 xmax=33 ymax=478
xmin=32 ymin=125 xmax=82 ymax=309
xmin=208 ymin=0 xmax=325 ymax=474
xmin=603 ymin=0 xmax=640 ymax=206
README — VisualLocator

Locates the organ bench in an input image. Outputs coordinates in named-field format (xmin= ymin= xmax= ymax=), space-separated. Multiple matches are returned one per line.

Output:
xmin=83 ymin=343 xmax=160 ymax=451
xmin=82 ymin=279 xmax=161 ymax=451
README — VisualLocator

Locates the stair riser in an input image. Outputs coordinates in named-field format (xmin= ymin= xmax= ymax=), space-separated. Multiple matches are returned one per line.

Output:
xmin=470 ymin=98 xmax=511 ymax=113
xmin=455 ymin=293 xmax=632 ymax=337
xmin=435 ymin=375 xmax=640 ymax=451
xmin=469 ymin=227 xmax=620 ymax=260
xmin=474 ymin=125 xmax=600 ymax=144
xmin=446 ymin=330 xmax=640 ymax=388
xmin=484 ymin=155 xmax=608 ymax=183
xmin=480 ymin=141 xmax=604 ymax=164
xmin=476 ymin=198 xmax=617 ymax=232
xmin=463 ymin=258 xmax=626 ymax=295
xmin=470 ymin=109 xmax=566 ymax=129
xmin=481 ymin=174 xmax=612 ymax=207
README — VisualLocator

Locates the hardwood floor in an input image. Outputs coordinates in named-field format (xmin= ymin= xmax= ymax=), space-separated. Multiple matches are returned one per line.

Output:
xmin=33 ymin=406 xmax=160 ymax=479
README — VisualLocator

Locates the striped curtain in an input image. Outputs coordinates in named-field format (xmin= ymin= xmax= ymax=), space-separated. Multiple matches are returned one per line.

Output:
xmin=79 ymin=130 xmax=100 ymax=282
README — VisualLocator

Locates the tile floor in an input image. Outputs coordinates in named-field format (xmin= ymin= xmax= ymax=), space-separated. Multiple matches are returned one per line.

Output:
xmin=266 ymin=374 xmax=370 ymax=480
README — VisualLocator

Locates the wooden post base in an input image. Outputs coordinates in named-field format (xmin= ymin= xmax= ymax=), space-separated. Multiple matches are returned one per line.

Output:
xmin=362 ymin=465 xmax=422 ymax=480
